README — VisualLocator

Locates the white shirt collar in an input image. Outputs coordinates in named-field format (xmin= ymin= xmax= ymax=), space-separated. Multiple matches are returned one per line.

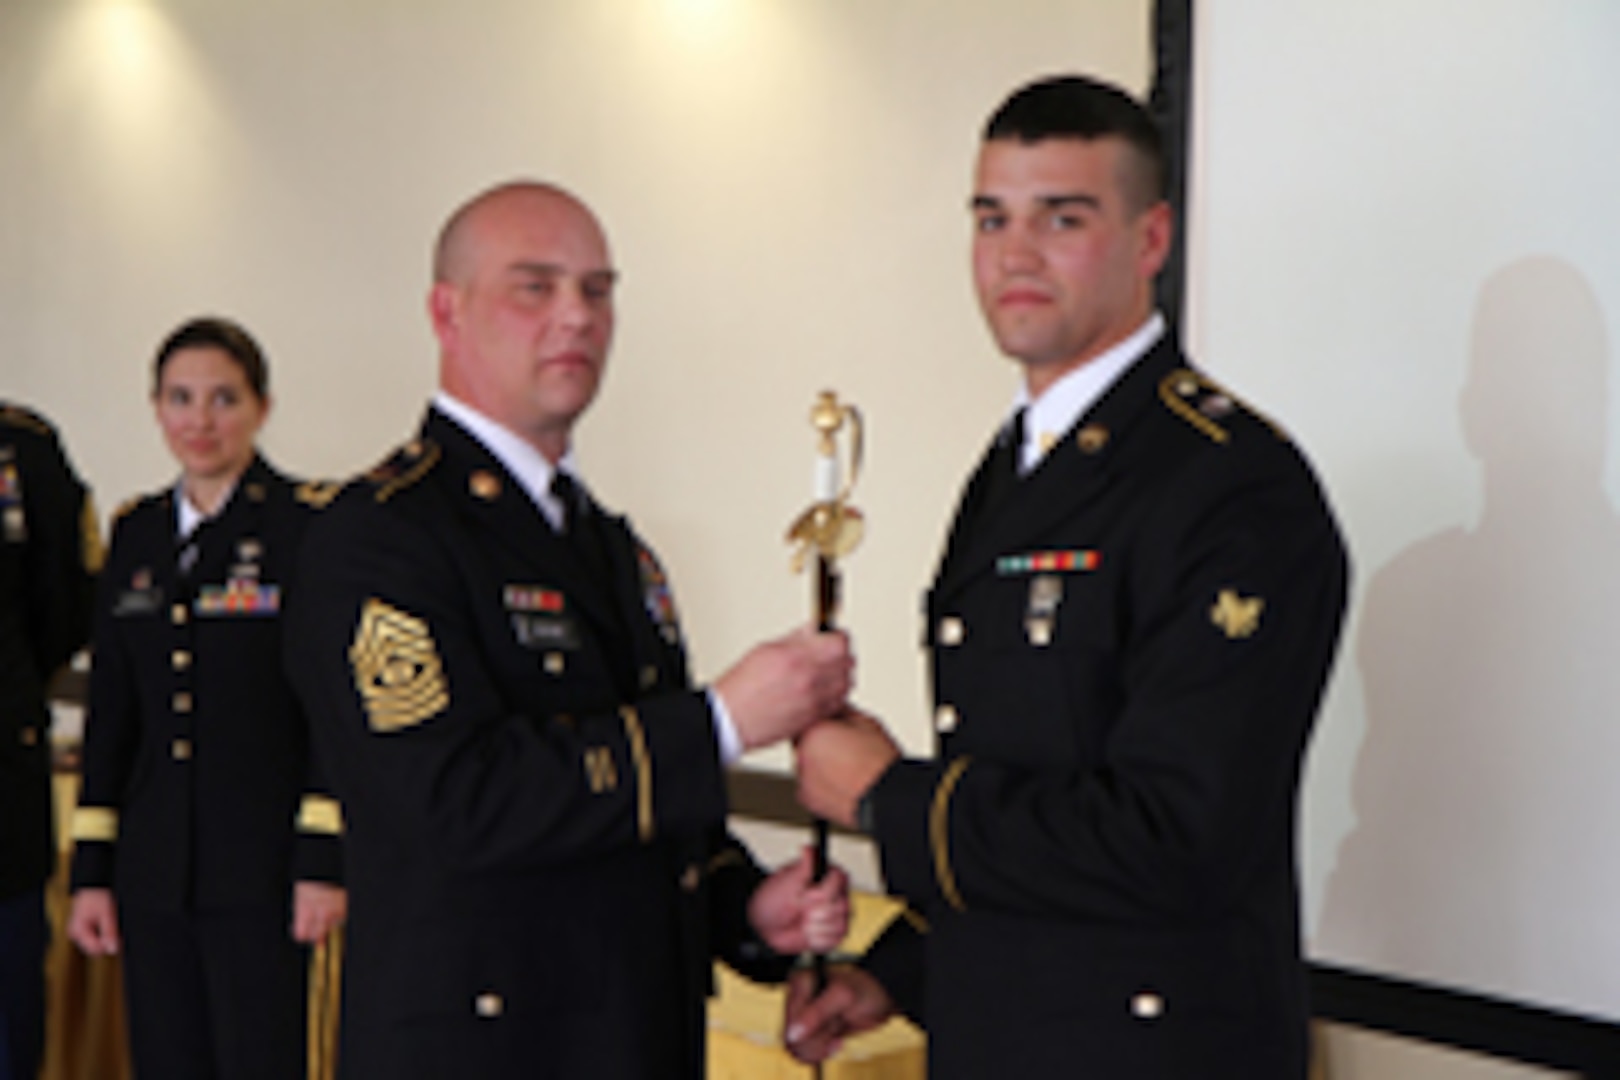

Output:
xmin=174 ymin=479 xmax=236 ymax=540
xmin=1013 ymin=311 xmax=1166 ymax=474
xmin=432 ymin=391 xmax=577 ymax=530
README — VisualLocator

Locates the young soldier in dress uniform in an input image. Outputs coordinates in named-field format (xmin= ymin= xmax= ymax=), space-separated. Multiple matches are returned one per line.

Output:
xmin=787 ymin=75 xmax=1350 ymax=1078
xmin=0 ymin=402 xmax=97 ymax=1080
xmin=66 ymin=318 xmax=346 ymax=1079
xmin=283 ymin=181 xmax=852 ymax=1080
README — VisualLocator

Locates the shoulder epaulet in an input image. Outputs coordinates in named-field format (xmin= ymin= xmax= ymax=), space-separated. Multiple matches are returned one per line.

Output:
xmin=294 ymin=479 xmax=346 ymax=509
xmin=362 ymin=439 xmax=442 ymax=503
xmin=0 ymin=403 xmax=54 ymax=438
xmin=1157 ymin=369 xmax=1286 ymax=445
xmin=111 ymin=495 xmax=147 ymax=523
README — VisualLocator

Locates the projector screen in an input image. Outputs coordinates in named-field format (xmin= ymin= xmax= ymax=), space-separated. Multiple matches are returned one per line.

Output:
xmin=1189 ymin=1 xmax=1620 ymax=1027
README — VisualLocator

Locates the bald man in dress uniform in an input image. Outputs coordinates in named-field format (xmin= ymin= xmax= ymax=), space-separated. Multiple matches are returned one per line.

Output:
xmin=286 ymin=180 xmax=851 ymax=1080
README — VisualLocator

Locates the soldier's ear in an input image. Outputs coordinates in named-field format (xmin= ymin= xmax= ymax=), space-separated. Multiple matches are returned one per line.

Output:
xmin=427 ymin=282 xmax=461 ymax=348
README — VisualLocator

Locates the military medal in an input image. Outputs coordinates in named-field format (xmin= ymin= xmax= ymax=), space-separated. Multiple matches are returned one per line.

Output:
xmin=195 ymin=579 xmax=281 ymax=616
xmin=230 ymin=537 xmax=263 ymax=581
xmin=503 ymin=585 xmax=565 ymax=613
xmin=1026 ymin=574 xmax=1063 ymax=647
xmin=998 ymin=549 xmax=1100 ymax=575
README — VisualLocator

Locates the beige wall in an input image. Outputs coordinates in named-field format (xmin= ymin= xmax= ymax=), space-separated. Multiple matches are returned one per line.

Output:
xmin=0 ymin=0 xmax=1147 ymax=766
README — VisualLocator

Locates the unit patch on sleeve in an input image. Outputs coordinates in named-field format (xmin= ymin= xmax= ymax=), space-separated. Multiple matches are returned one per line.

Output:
xmin=349 ymin=598 xmax=450 ymax=732
xmin=636 ymin=545 xmax=683 ymax=647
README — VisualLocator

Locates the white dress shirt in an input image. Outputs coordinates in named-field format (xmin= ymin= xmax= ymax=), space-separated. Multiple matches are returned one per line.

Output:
xmin=1012 ymin=311 xmax=1166 ymax=475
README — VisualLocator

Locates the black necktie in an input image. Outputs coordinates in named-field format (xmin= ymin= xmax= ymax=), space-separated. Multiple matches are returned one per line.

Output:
xmin=550 ymin=470 xmax=609 ymax=580
xmin=550 ymin=470 xmax=637 ymax=694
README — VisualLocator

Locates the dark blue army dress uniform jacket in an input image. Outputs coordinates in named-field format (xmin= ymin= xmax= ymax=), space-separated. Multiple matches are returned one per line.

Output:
xmin=861 ymin=338 xmax=1349 ymax=1079
xmin=1 ymin=404 xmax=96 ymax=902
xmin=70 ymin=456 xmax=343 ymax=906
xmin=284 ymin=408 xmax=792 ymax=1080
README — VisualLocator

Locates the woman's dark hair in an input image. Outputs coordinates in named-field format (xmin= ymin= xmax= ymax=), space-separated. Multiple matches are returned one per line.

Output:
xmin=151 ymin=316 xmax=270 ymax=401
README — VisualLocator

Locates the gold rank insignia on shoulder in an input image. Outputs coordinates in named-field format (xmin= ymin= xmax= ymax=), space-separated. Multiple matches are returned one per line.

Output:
xmin=1159 ymin=369 xmax=1286 ymax=445
xmin=0 ymin=404 xmax=51 ymax=435
xmin=1210 ymin=588 xmax=1264 ymax=640
xmin=349 ymin=598 xmax=450 ymax=732
xmin=111 ymin=495 xmax=143 ymax=523
xmin=365 ymin=439 xmax=442 ymax=503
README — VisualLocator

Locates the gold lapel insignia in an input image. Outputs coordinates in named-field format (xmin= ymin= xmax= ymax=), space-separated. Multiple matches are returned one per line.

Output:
xmin=295 ymin=480 xmax=344 ymax=509
xmin=1210 ymin=588 xmax=1264 ymax=640
xmin=349 ymin=599 xmax=450 ymax=732
xmin=1076 ymin=424 xmax=1110 ymax=454
xmin=469 ymin=470 xmax=501 ymax=501
xmin=245 ymin=483 xmax=267 ymax=502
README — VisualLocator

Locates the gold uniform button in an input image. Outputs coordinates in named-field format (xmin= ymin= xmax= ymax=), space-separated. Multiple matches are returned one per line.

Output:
xmin=172 ymin=650 xmax=192 ymax=671
xmin=934 ymin=705 xmax=959 ymax=734
xmin=474 ymin=992 xmax=504 ymax=1018
xmin=543 ymin=652 xmax=565 ymax=676
xmin=20 ymin=727 xmax=38 ymax=747
xmin=938 ymin=616 xmax=965 ymax=647
xmin=680 ymin=863 xmax=702 ymax=893
xmin=1131 ymin=993 xmax=1165 ymax=1020
xmin=171 ymin=603 xmax=189 ymax=625
xmin=171 ymin=738 xmax=192 ymax=761
xmin=172 ymin=691 xmax=193 ymax=713
xmin=640 ymin=665 xmax=658 ymax=689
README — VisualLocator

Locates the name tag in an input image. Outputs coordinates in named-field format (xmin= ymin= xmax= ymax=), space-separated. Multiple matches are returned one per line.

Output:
xmin=114 ymin=587 xmax=163 ymax=617
xmin=511 ymin=613 xmax=581 ymax=650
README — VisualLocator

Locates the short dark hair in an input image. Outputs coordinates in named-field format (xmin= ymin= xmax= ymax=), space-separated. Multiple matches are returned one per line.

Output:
xmin=984 ymin=74 xmax=1167 ymax=212
xmin=152 ymin=317 xmax=270 ymax=401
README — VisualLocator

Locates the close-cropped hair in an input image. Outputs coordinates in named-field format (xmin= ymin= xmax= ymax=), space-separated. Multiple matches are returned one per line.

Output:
xmin=984 ymin=74 xmax=1167 ymax=213
xmin=151 ymin=316 xmax=270 ymax=400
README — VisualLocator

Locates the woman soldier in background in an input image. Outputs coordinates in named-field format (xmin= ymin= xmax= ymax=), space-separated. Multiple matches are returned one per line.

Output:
xmin=66 ymin=317 xmax=344 ymax=1079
